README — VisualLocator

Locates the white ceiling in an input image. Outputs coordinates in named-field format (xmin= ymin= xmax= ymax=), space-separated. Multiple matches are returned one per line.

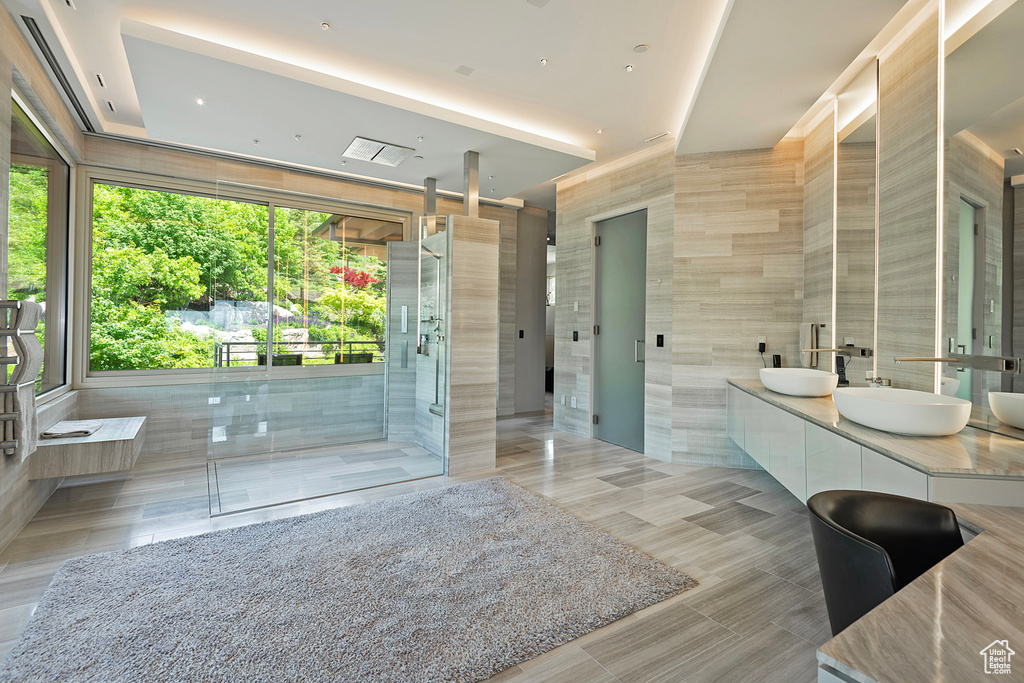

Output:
xmin=121 ymin=33 xmax=591 ymax=200
xmin=677 ymin=0 xmax=907 ymax=154
xmin=4 ymin=0 xmax=920 ymax=207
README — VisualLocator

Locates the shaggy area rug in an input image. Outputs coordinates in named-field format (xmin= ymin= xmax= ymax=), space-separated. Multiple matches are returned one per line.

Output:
xmin=0 ymin=477 xmax=696 ymax=682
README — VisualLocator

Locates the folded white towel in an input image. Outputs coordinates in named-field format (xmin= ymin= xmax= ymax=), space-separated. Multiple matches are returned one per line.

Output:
xmin=800 ymin=323 xmax=818 ymax=368
xmin=41 ymin=420 xmax=105 ymax=439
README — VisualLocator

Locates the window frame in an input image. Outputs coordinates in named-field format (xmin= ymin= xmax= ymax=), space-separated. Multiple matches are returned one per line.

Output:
xmin=9 ymin=89 xmax=73 ymax=404
xmin=74 ymin=167 xmax=412 ymax=389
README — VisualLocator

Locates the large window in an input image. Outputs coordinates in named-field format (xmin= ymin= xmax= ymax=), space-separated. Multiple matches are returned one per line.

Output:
xmin=88 ymin=181 xmax=398 ymax=373
xmin=8 ymin=100 xmax=69 ymax=394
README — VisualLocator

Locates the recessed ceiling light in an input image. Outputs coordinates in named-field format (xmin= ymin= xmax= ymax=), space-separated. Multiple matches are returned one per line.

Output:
xmin=341 ymin=160 xmax=347 ymax=165
xmin=625 ymin=64 xmax=634 ymax=72
xmin=321 ymin=22 xmax=330 ymax=30
xmin=252 ymin=139 xmax=259 ymax=145
xmin=540 ymin=58 xmax=548 ymax=66
xmin=634 ymin=44 xmax=650 ymax=54
xmin=491 ymin=188 xmax=496 ymax=193
xmin=414 ymin=155 xmax=424 ymax=160
xmin=488 ymin=175 xmax=494 ymax=179
xmin=596 ymin=129 xmax=603 ymax=135
xmin=417 ymin=136 xmax=424 ymax=142
xmin=294 ymin=134 xmax=302 ymax=141
xmin=1013 ymin=147 xmax=1023 ymax=155
xmin=195 ymin=97 xmax=204 ymax=105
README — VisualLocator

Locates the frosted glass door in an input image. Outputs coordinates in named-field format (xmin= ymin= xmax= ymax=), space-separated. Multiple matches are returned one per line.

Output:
xmin=593 ymin=210 xmax=646 ymax=452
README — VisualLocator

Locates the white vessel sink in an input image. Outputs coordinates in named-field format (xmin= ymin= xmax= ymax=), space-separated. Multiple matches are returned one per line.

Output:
xmin=759 ymin=368 xmax=839 ymax=397
xmin=989 ymin=392 xmax=1024 ymax=430
xmin=833 ymin=388 xmax=971 ymax=436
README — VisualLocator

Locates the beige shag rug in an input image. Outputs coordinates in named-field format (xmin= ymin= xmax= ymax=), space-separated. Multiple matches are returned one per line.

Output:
xmin=0 ymin=477 xmax=696 ymax=682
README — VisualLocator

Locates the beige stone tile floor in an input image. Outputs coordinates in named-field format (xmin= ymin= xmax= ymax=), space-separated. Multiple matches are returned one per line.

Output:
xmin=0 ymin=407 xmax=828 ymax=682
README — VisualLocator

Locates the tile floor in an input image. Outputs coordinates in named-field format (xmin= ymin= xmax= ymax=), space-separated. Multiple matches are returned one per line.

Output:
xmin=0 ymin=406 xmax=829 ymax=682
xmin=208 ymin=441 xmax=443 ymax=514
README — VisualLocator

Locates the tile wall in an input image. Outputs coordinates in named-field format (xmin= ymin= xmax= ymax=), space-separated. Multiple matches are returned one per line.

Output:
xmin=673 ymin=143 xmax=805 ymax=467
xmin=876 ymin=6 xmax=941 ymax=391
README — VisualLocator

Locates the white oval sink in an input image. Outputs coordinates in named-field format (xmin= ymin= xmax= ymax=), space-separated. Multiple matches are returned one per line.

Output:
xmin=989 ymin=392 xmax=1024 ymax=430
xmin=833 ymin=387 xmax=971 ymax=436
xmin=759 ymin=368 xmax=839 ymax=397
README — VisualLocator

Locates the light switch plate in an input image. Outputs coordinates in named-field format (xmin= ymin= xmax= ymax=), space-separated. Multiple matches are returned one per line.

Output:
xmin=574 ymin=301 xmax=579 ymax=312
xmin=570 ymin=396 xmax=577 ymax=409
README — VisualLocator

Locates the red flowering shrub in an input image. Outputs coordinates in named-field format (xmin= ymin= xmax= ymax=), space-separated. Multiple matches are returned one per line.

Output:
xmin=330 ymin=266 xmax=379 ymax=288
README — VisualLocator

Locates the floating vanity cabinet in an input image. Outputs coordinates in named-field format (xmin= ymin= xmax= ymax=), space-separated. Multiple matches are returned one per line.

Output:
xmin=742 ymin=392 xmax=771 ymax=471
xmin=729 ymin=379 xmax=1024 ymax=507
xmin=768 ymin=409 xmax=806 ymax=502
xmin=805 ymin=423 xmax=861 ymax=499
xmin=726 ymin=385 xmax=745 ymax=450
xmin=861 ymin=447 xmax=929 ymax=500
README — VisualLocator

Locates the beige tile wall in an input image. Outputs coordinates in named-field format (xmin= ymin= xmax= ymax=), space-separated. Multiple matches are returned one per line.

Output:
xmin=674 ymin=143 xmax=805 ymax=467
xmin=943 ymin=132 xmax=1005 ymax=404
xmin=553 ymin=143 xmax=675 ymax=461
xmin=876 ymin=6 xmax=941 ymax=391
xmin=803 ymin=108 xmax=836 ymax=360
xmin=554 ymin=141 xmax=804 ymax=468
xmin=444 ymin=215 xmax=499 ymax=475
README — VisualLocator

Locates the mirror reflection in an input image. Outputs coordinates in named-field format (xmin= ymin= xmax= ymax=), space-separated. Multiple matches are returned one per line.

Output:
xmin=835 ymin=61 xmax=878 ymax=386
xmin=836 ymin=114 xmax=877 ymax=385
xmin=944 ymin=0 xmax=1024 ymax=433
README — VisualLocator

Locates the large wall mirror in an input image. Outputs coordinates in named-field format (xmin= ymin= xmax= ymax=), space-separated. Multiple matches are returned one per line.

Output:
xmin=836 ymin=61 xmax=879 ymax=383
xmin=943 ymin=0 xmax=1022 ymax=416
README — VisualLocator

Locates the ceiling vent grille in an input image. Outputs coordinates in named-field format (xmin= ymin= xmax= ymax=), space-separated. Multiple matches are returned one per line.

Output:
xmin=342 ymin=136 xmax=415 ymax=167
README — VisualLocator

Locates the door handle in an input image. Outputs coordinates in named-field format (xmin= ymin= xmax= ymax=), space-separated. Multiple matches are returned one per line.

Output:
xmin=635 ymin=339 xmax=645 ymax=363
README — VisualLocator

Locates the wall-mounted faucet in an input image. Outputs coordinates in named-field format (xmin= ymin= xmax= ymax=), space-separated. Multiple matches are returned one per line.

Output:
xmin=893 ymin=355 xmax=1020 ymax=373
xmin=802 ymin=346 xmax=873 ymax=358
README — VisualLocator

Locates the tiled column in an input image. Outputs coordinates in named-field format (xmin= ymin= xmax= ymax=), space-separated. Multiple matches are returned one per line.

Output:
xmin=445 ymin=214 xmax=498 ymax=474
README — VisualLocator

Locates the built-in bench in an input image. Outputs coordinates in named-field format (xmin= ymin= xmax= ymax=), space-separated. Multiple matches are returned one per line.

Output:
xmin=29 ymin=416 xmax=147 ymax=480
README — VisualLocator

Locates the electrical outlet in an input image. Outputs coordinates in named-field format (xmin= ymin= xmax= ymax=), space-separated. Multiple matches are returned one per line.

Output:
xmin=844 ymin=337 xmax=855 ymax=346
xmin=758 ymin=336 xmax=767 ymax=346
xmin=570 ymin=396 xmax=577 ymax=409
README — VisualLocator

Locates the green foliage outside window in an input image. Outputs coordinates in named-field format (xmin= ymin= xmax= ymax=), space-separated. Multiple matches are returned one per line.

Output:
xmin=89 ymin=183 xmax=389 ymax=371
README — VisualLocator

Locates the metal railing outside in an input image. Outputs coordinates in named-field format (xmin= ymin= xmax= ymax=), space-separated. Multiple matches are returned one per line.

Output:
xmin=213 ymin=340 xmax=384 ymax=367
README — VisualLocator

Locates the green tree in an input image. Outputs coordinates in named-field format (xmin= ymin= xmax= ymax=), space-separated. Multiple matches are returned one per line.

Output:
xmin=89 ymin=299 xmax=213 ymax=371
xmin=7 ymin=165 xmax=49 ymax=300
xmin=92 ymin=246 xmax=205 ymax=308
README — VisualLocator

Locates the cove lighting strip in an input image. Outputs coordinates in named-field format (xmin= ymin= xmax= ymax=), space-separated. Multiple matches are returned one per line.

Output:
xmin=935 ymin=0 xmax=946 ymax=394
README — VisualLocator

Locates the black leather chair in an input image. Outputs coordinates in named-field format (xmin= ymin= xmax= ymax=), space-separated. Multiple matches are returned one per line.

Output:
xmin=807 ymin=490 xmax=964 ymax=636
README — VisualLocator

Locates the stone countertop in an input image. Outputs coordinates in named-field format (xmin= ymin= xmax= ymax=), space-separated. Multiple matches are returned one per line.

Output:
xmin=817 ymin=503 xmax=1024 ymax=683
xmin=728 ymin=379 xmax=1024 ymax=478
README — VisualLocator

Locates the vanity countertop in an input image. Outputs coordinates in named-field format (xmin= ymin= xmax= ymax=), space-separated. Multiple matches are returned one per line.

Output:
xmin=817 ymin=503 xmax=1024 ymax=683
xmin=728 ymin=379 xmax=1024 ymax=478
